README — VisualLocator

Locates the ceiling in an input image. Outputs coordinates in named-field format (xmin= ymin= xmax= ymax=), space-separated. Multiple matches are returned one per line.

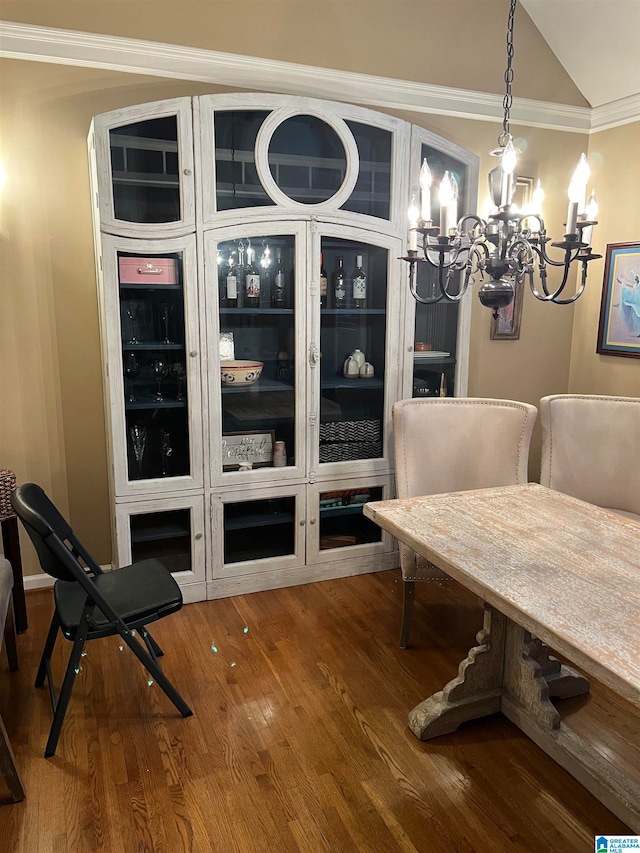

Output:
xmin=520 ymin=0 xmax=640 ymax=108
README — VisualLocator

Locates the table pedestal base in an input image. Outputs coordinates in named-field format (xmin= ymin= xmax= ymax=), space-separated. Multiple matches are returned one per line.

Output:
xmin=409 ymin=605 xmax=639 ymax=831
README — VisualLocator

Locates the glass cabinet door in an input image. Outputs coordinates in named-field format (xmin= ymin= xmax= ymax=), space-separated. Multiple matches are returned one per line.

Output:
xmin=313 ymin=228 xmax=403 ymax=475
xmin=102 ymin=234 xmax=203 ymax=496
xmin=114 ymin=495 xmax=205 ymax=597
xmin=91 ymin=98 xmax=195 ymax=237
xmin=306 ymin=477 xmax=394 ymax=565
xmin=210 ymin=484 xmax=306 ymax=578
xmin=205 ymin=222 xmax=307 ymax=484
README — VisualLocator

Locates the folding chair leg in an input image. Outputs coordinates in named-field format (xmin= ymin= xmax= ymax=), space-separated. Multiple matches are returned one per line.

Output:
xmin=141 ymin=628 xmax=164 ymax=658
xmin=36 ymin=612 xmax=61 ymax=688
xmin=44 ymin=625 xmax=88 ymax=758
xmin=400 ymin=581 xmax=416 ymax=649
xmin=122 ymin=631 xmax=192 ymax=718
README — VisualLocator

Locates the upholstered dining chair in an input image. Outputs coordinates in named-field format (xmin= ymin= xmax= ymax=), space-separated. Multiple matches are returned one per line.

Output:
xmin=540 ymin=394 xmax=640 ymax=523
xmin=393 ymin=397 xmax=537 ymax=648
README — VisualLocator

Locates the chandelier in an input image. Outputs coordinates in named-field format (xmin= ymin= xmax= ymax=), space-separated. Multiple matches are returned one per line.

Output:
xmin=403 ymin=0 xmax=601 ymax=315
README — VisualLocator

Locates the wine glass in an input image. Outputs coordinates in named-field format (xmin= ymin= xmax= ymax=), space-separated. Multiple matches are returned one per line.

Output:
xmin=123 ymin=352 xmax=140 ymax=402
xmin=124 ymin=301 xmax=141 ymax=344
xmin=160 ymin=430 xmax=173 ymax=477
xmin=128 ymin=424 xmax=147 ymax=478
xmin=151 ymin=359 xmax=169 ymax=401
xmin=159 ymin=302 xmax=174 ymax=344
xmin=170 ymin=361 xmax=186 ymax=401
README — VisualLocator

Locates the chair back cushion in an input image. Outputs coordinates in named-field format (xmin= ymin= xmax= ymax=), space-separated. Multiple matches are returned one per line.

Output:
xmin=393 ymin=397 xmax=537 ymax=499
xmin=540 ymin=394 xmax=640 ymax=516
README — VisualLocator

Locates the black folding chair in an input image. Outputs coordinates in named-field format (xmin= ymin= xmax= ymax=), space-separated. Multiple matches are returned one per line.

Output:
xmin=11 ymin=483 xmax=192 ymax=758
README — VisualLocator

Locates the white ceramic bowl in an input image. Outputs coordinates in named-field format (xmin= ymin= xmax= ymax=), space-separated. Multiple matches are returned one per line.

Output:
xmin=220 ymin=359 xmax=264 ymax=386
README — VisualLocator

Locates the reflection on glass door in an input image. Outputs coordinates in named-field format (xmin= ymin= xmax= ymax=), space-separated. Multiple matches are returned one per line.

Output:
xmin=319 ymin=237 xmax=388 ymax=464
xmin=216 ymin=233 xmax=297 ymax=473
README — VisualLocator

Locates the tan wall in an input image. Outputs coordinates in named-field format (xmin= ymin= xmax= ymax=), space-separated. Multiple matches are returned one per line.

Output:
xmin=568 ymin=121 xmax=640 ymax=396
xmin=0 ymin=2 xmax=628 ymax=575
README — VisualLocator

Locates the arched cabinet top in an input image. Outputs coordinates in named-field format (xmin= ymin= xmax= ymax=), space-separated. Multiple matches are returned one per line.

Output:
xmin=89 ymin=93 xmax=479 ymax=239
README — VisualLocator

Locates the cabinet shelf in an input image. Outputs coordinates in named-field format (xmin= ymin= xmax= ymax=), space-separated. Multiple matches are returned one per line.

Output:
xmin=221 ymin=378 xmax=293 ymax=393
xmin=321 ymin=308 xmax=385 ymax=316
xmin=131 ymin=522 xmax=189 ymax=543
xmin=320 ymin=377 xmax=384 ymax=390
xmin=319 ymin=504 xmax=366 ymax=518
xmin=225 ymin=511 xmax=294 ymax=532
xmin=125 ymin=396 xmax=186 ymax=410
xmin=120 ymin=283 xmax=182 ymax=292
xmin=219 ymin=307 xmax=293 ymax=315
xmin=121 ymin=343 xmax=184 ymax=351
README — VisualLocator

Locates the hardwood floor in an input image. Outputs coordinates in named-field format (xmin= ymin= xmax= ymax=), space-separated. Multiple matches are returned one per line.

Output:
xmin=0 ymin=570 xmax=637 ymax=852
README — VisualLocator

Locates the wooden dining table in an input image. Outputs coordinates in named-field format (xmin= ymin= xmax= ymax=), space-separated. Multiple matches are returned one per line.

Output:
xmin=363 ymin=482 xmax=640 ymax=831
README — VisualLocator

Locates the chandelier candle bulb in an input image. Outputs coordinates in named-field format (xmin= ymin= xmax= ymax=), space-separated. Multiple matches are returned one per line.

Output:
xmin=500 ymin=140 xmax=517 ymax=207
xmin=408 ymin=192 xmax=420 ymax=251
xmin=419 ymin=158 xmax=432 ymax=222
xmin=439 ymin=172 xmax=453 ymax=236
xmin=582 ymin=190 xmax=599 ymax=247
xmin=566 ymin=153 xmax=590 ymax=234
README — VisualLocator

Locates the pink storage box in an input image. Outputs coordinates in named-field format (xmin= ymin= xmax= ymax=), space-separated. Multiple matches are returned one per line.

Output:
xmin=118 ymin=256 xmax=179 ymax=285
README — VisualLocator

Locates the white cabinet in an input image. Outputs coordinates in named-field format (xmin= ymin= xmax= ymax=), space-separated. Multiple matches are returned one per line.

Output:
xmin=89 ymin=94 xmax=475 ymax=601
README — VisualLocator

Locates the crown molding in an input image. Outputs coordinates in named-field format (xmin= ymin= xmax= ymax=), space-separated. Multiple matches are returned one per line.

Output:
xmin=2 ymin=21 xmax=631 ymax=134
xmin=590 ymin=95 xmax=640 ymax=133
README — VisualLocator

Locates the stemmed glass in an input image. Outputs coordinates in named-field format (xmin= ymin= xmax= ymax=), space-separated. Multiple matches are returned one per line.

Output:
xmin=160 ymin=430 xmax=173 ymax=477
xmin=159 ymin=302 xmax=174 ymax=344
xmin=128 ymin=424 xmax=147 ymax=478
xmin=151 ymin=360 xmax=169 ymax=401
xmin=123 ymin=353 xmax=140 ymax=402
xmin=124 ymin=301 xmax=141 ymax=344
xmin=170 ymin=361 xmax=186 ymax=401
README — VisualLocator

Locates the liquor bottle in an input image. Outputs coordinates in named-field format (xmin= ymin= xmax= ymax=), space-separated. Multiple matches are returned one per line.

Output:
xmin=333 ymin=256 xmax=346 ymax=309
xmin=225 ymin=252 xmax=238 ymax=307
xmin=244 ymin=245 xmax=261 ymax=308
xmin=319 ymin=253 xmax=328 ymax=308
xmin=272 ymin=252 xmax=286 ymax=307
xmin=352 ymin=254 xmax=367 ymax=308
xmin=235 ymin=244 xmax=245 ymax=308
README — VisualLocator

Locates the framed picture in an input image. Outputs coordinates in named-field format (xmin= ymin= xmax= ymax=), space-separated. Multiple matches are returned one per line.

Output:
xmin=597 ymin=242 xmax=640 ymax=359
xmin=490 ymin=278 xmax=524 ymax=340
xmin=221 ymin=430 xmax=275 ymax=470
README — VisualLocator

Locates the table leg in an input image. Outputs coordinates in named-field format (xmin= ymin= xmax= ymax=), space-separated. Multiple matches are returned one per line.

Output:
xmin=1 ymin=517 xmax=28 ymax=633
xmin=409 ymin=605 xmax=505 ymax=739
xmin=530 ymin=637 xmax=591 ymax=699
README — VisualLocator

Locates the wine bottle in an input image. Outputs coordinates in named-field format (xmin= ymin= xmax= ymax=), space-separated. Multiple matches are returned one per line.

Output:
xmin=235 ymin=244 xmax=245 ymax=308
xmin=320 ymin=253 xmax=328 ymax=308
xmin=218 ymin=252 xmax=230 ymax=306
xmin=245 ymin=246 xmax=261 ymax=308
xmin=272 ymin=252 xmax=286 ymax=308
xmin=352 ymin=254 xmax=367 ymax=308
xmin=225 ymin=252 xmax=238 ymax=307
xmin=333 ymin=256 xmax=346 ymax=309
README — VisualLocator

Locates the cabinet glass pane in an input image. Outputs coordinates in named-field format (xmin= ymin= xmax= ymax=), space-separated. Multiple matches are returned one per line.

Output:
xmin=411 ymin=143 xmax=467 ymax=398
xmin=214 ymin=110 xmax=275 ymax=211
xmin=224 ymin=497 xmax=296 ymax=563
xmin=110 ymin=117 xmax=181 ymax=223
xmin=119 ymin=251 xmax=191 ymax=481
xmin=342 ymin=121 xmax=392 ymax=220
xmin=319 ymin=238 xmax=387 ymax=464
xmin=268 ymin=114 xmax=346 ymax=204
xmin=319 ymin=486 xmax=383 ymax=550
xmin=130 ymin=508 xmax=191 ymax=574
xmin=217 ymin=235 xmax=297 ymax=470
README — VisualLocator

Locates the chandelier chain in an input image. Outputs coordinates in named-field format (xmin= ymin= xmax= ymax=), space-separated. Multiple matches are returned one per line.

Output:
xmin=501 ymin=0 xmax=517 ymax=144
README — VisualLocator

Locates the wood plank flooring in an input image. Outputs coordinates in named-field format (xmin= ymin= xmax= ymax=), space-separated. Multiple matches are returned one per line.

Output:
xmin=0 ymin=569 xmax=637 ymax=852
